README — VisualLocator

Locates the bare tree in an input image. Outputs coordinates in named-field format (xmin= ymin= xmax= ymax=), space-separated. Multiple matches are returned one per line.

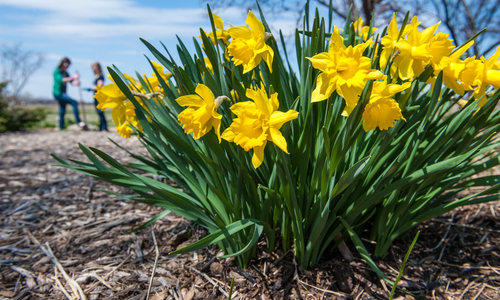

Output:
xmin=0 ymin=43 xmax=44 ymax=100
xmin=431 ymin=0 xmax=500 ymax=57
xmin=207 ymin=0 xmax=500 ymax=57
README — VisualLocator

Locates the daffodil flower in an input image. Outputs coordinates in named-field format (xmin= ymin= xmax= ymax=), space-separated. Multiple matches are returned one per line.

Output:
xmin=96 ymin=73 xmax=137 ymax=112
xmin=380 ymin=14 xmax=416 ymax=70
xmin=353 ymin=17 xmax=378 ymax=40
xmin=150 ymin=61 xmax=172 ymax=86
xmin=95 ymin=84 xmax=127 ymax=112
xmin=176 ymin=84 xmax=224 ymax=141
xmin=227 ymin=11 xmax=274 ymax=74
xmin=115 ymin=102 xmax=142 ymax=139
xmin=362 ymin=81 xmax=411 ymax=131
xmin=221 ymin=85 xmax=298 ymax=168
xmin=395 ymin=16 xmax=440 ymax=80
xmin=204 ymin=57 xmax=214 ymax=73
xmin=307 ymin=26 xmax=385 ymax=108
xmin=472 ymin=46 xmax=500 ymax=107
xmin=434 ymin=41 xmax=476 ymax=95
xmin=200 ymin=13 xmax=230 ymax=45
xmin=428 ymin=33 xmax=455 ymax=72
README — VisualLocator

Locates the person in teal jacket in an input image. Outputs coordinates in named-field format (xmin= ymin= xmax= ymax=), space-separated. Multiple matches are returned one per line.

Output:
xmin=53 ymin=57 xmax=86 ymax=130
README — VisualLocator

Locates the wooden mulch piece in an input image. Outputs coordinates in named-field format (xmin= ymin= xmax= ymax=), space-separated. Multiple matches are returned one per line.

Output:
xmin=1 ymin=131 xmax=500 ymax=299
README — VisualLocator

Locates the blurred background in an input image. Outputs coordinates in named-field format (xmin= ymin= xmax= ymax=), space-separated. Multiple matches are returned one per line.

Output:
xmin=0 ymin=0 xmax=498 ymax=127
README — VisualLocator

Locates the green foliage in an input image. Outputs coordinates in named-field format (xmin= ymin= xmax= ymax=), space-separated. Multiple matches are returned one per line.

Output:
xmin=0 ymin=81 xmax=48 ymax=132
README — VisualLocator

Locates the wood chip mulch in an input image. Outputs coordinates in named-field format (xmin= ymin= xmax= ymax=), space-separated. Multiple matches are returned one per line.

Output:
xmin=1 ymin=131 xmax=500 ymax=299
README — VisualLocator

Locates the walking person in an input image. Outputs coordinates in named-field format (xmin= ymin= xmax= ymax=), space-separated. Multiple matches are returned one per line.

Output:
xmin=84 ymin=62 xmax=107 ymax=131
xmin=53 ymin=57 xmax=86 ymax=130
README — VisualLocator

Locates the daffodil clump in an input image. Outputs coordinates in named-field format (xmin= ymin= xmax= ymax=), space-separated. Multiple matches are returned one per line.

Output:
xmin=56 ymin=3 xmax=500 ymax=275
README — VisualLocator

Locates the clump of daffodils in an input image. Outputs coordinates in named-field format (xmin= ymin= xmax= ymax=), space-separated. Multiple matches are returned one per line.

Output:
xmin=64 ymin=5 xmax=500 ymax=273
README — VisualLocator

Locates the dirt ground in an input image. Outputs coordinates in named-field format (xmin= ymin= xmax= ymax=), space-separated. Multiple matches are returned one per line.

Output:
xmin=1 ymin=131 xmax=500 ymax=300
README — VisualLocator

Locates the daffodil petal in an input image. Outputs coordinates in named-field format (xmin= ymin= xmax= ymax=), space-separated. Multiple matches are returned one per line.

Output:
xmin=398 ymin=56 xmax=414 ymax=80
xmin=246 ymin=11 xmax=265 ymax=37
xmin=246 ymin=86 xmax=273 ymax=117
xmin=270 ymin=110 xmax=299 ymax=129
xmin=228 ymin=26 xmax=253 ymax=40
xmin=195 ymin=84 xmax=215 ymax=105
xmin=366 ymin=70 xmax=385 ymax=80
xmin=311 ymin=72 xmax=336 ymax=103
xmin=221 ymin=127 xmax=236 ymax=142
xmin=421 ymin=22 xmax=441 ymax=44
xmin=339 ymin=84 xmax=360 ymax=108
xmin=485 ymin=70 xmax=500 ymax=87
xmin=269 ymin=128 xmax=289 ymax=154
xmin=212 ymin=13 xmax=224 ymax=30
xmin=252 ymin=143 xmax=266 ymax=168
xmin=362 ymin=97 xmax=403 ymax=131
xmin=384 ymin=82 xmax=411 ymax=97
xmin=307 ymin=53 xmax=331 ymax=72
xmin=230 ymin=101 xmax=257 ymax=115
xmin=211 ymin=117 xmax=222 ymax=143
xmin=329 ymin=26 xmax=345 ymax=52
xmin=176 ymin=94 xmax=204 ymax=107
xmin=261 ymin=46 xmax=274 ymax=73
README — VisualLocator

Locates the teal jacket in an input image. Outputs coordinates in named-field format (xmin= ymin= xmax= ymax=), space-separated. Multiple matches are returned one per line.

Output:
xmin=53 ymin=68 xmax=69 ymax=96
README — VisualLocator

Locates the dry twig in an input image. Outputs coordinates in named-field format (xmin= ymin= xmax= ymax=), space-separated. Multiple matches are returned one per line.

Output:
xmin=26 ymin=230 xmax=87 ymax=300
xmin=190 ymin=267 xmax=229 ymax=298
xmin=146 ymin=231 xmax=159 ymax=300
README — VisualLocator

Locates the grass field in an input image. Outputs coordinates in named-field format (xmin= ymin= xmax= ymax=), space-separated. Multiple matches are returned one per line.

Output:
xmin=35 ymin=103 xmax=113 ymax=129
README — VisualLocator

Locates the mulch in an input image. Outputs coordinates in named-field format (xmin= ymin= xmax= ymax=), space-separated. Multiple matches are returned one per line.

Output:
xmin=1 ymin=131 xmax=500 ymax=299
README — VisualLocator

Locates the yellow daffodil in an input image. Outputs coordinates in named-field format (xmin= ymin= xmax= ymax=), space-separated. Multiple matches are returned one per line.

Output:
xmin=116 ymin=121 xmax=132 ymax=138
xmin=114 ymin=102 xmax=142 ymax=139
xmin=422 ymin=32 xmax=456 ymax=93
xmin=494 ymin=60 xmax=500 ymax=70
xmin=395 ymin=16 xmax=440 ymax=80
xmin=473 ymin=46 xmax=500 ymax=106
xmin=380 ymin=14 xmax=417 ymax=70
xmin=362 ymin=81 xmax=411 ymax=131
xmin=95 ymin=84 xmax=127 ymax=111
xmin=150 ymin=61 xmax=172 ymax=86
xmin=221 ymin=85 xmax=298 ymax=168
xmin=176 ymin=84 xmax=223 ymax=141
xmin=204 ymin=57 xmax=214 ymax=73
xmin=200 ymin=13 xmax=230 ymax=45
xmin=96 ymin=73 xmax=151 ymax=138
xmin=353 ymin=17 xmax=378 ymax=40
xmin=227 ymin=11 xmax=274 ymax=74
xmin=307 ymin=26 xmax=385 ymax=108
xmin=230 ymin=89 xmax=240 ymax=101
xmin=96 ymin=73 xmax=137 ymax=111
xmin=437 ymin=41 xmax=476 ymax=95
xmin=428 ymin=33 xmax=455 ymax=71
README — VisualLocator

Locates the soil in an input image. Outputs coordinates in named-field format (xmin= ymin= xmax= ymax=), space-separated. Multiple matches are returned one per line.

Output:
xmin=1 ymin=131 xmax=500 ymax=300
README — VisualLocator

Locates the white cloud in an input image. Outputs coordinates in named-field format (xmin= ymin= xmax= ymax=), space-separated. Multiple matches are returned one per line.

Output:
xmin=0 ymin=0 xmax=208 ymax=41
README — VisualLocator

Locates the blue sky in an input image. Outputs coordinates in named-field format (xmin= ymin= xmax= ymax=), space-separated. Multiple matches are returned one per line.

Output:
xmin=0 ymin=0 xmax=299 ymax=102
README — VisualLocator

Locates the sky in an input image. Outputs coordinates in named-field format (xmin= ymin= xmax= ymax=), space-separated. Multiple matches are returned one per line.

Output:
xmin=0 ymin=0 xmax=300 ymax=103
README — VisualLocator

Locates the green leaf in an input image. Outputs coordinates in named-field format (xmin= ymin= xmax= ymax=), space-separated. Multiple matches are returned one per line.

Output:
xmin=390 ymin=231 xmax=420 ymax=299
xmin=170 ymin=219 xmax=261 ymax=255
xmin=338 ymin=216 xmax=393 ymax=285
xmin=126 ymin=209 xmax=171 ymax=234
xmin=219 ymin=224 xmax=263 ymax=258
xmin=330 ymin=156 xmax=370 ymax=199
